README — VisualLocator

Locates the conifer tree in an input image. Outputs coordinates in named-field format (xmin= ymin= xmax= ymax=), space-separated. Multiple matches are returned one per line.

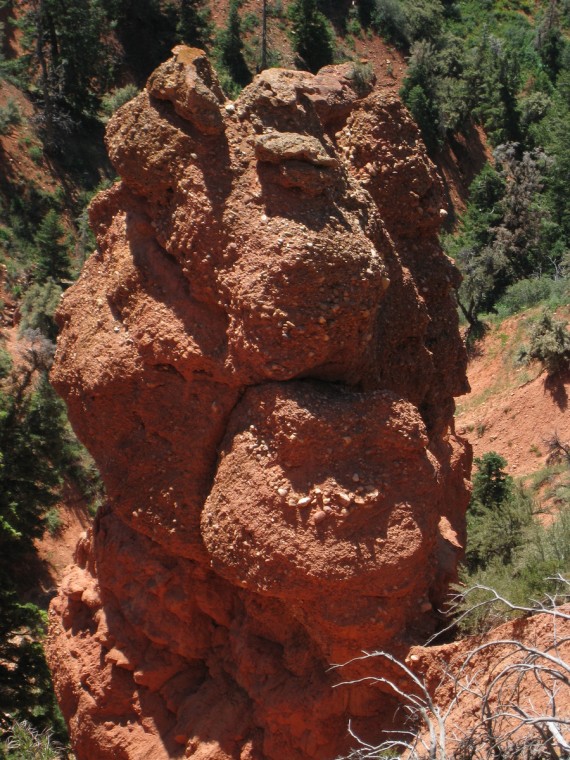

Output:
xmin=28 ymin=0 xmax=111 ymax=125
xmin=218 ymin=0 xmax=251 ymax=87
xmin=34 ymin=210 xmax=71 ymax=284
xmin=0 ymin=342 xmax=77 ymax=741
xmin=535 ymin=0 xmax=564 ymax=82
xmin=289 ymin=0 xmax=334 ymax=74
xmin=178 ymin=0 xmax=212 ymax=49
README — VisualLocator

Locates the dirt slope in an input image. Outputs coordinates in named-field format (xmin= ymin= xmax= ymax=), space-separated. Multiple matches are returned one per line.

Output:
xmin=456 ymin=312 xmax=570 ymax=478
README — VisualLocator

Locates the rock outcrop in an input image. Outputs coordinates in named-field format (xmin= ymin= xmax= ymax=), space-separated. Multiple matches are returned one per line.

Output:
xmin=47 ymin=48 xmax=471 ymax=760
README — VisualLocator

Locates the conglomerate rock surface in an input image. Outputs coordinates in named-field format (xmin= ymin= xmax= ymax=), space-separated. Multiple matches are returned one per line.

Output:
xmin=47 ymin=48 xmax=472 ymax=760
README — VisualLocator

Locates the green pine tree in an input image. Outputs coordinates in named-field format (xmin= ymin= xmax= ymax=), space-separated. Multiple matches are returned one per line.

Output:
xmin=34 ymin=210 xmax=71 ymax=284
xmin=217 ymin=0 xmax=251 ymax=88
xmin=0 ymin=362 xmax=74 ymax=742
xmin=289 ymin=0 xmax=334 ymax=74
xmin=177 ymin=0 xmax=212 ymax=49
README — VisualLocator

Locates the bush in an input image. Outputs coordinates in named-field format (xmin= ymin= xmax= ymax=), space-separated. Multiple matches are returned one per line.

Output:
xmin=0 ymin=99 xmax=22 ymax=136
xmin=528 ymin=310 xmax=570 ymax=375
xmin=460 ymin=447 xmax=570 ymax=634
xmin=372 ymin=0 xmax=443 ymax=48
xmin=400 ymin=40 xmax=444 ymax=153
xmin=495 ymin=276 xmax=556 ymax=316
xmin=466 ymin=480 xmax=534 ymax=575
xmin=515 ymin=506 xmax=570 ymax=597
xmin=28 ymin=145 xmax=44 ymax=165
xmin=19 ymin=280 xmax=63 ymax=342
xmin=2 ymin=719 xmax=65 ymax=759
xmin=372 ymin=0 xmax=408 ymax=46
xmin=335 ymin=583 xmax=570 ymax=759
xmin=348 ymin=61 xmax=375 ymax=96
xmin=0 ymin=346 xmax=12 ymax=380
xmin=0 ymin=338 xmax=96 ymax=746
xmin=44 ymin=508 xmax=63 ymax=536
xmin=100 ymin=84 xmax=139 ymax=122
xmin=346 ymin=6 xmax=362 ymax=37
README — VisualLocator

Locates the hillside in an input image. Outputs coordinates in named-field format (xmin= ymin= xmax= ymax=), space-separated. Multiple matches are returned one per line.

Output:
xmin=457 ymin=309 xmax=570 ymax=478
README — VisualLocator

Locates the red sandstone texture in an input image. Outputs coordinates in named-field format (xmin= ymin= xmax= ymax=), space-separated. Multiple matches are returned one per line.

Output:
xmin=47 ymin=48 xmax=471 ymax=759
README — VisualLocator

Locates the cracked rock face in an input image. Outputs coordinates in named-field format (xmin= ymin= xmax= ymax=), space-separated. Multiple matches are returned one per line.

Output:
xmin=47 ymin=48 xmax=472 ymax=760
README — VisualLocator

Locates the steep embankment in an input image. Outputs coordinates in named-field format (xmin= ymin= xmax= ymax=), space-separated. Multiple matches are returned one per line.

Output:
xmin=456 ymin=311 xmax=570 ymax=478
xmin=46 ymin=49 xmax=471 ymax=760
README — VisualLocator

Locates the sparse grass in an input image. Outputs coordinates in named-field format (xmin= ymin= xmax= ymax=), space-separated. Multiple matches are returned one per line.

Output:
xmin=100 ymin=84 xmax=139 ymax=122
xmin=0 ymin=99 xmax=22 ymax=135
xmin=516 ymin=369 xmax=533 ymax=386
xmin=29 ymin=145 xmax=43 ymax=165
xmin=2 ymin=719 xmax=65 ymax=759
xmin=348 ymin=60 xmax=375 ymax=95
xmin=44 ymin=507 xmax=63 ymax=536
xmin=529 ymin=462 xmax=567 ymax=492
xmin=457 ymin=309 xmax=555 ymax=415
xmin=241 ymin=11 xmax=259 ymax=33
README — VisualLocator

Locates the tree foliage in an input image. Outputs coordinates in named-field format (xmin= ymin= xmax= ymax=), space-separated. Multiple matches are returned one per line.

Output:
xmin=0 ymin=335 xmax=75 ymax=741
xmin=289 ymin=0 xmax=334 ymax=74
xmin=466 ymin=452 xmax=534 ymax=574
xmin=446 ymin=146 xmax=561 ymax=327
xmin=21 ymin=0 xmax=114 ymax=147
xmin=461 ymin=448 xmax=570 ymax=634
xmin=535 ymin=0 xmax=565 ymax=81
xmin=33 ymin=210 xmax=71 ymax=285
xmin=177 ymin=0 xmax=212 ymax=49
xmin=216 ymin=0 xmax=251 ymax=90
xmin=371 ymin=0 xmax=444 ymax=50
xmin=529 ymin=310 xmax=570 ymax=375
xmin=400 ymin=40 xmax=444 ymax=151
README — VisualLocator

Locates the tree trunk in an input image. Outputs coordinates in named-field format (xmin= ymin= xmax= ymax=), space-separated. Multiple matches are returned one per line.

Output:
xmin=34 ymin=0 xmax=56 ymax=148
xmin=261 ymin=0 xmax=267 ymax=71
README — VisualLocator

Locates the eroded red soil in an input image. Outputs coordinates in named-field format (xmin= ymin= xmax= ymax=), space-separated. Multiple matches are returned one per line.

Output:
xmin=456 ymin=312 xmax=570 ymax=478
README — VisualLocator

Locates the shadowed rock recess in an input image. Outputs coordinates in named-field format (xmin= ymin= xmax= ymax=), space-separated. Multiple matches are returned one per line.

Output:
xmin=47 ymin=48 xmax=472 ymax=760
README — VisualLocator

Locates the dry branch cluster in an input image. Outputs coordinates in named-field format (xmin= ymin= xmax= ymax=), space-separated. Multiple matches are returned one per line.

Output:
xmin=335 ymin=580 xmax=570 ymax=760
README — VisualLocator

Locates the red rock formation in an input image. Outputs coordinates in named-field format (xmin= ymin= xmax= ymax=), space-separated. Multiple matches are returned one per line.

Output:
xmin=47 ymin=48 xmax=471 ymax=759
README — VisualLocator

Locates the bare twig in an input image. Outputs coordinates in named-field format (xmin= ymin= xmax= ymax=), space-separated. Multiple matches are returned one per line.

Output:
xmin=334 ymin=577 xmax=570 ymax=759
